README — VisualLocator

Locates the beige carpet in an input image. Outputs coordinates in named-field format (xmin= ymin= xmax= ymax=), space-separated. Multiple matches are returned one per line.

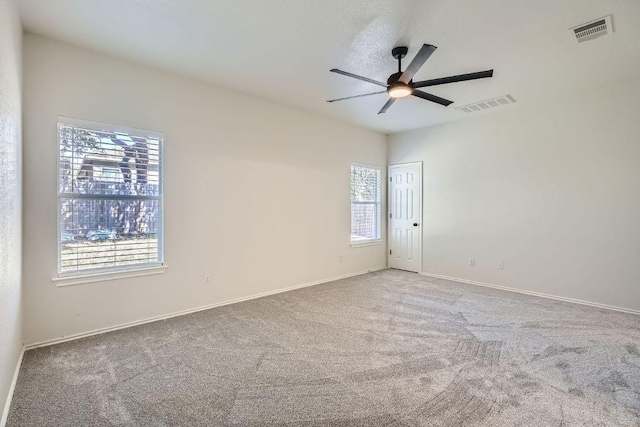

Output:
xmin=8 ymin=269 xmax=640 ymax=426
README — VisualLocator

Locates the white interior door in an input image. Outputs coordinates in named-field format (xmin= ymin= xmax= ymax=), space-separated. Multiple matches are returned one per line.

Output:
xmin=388 ymin=162 xmax=422 ymax=272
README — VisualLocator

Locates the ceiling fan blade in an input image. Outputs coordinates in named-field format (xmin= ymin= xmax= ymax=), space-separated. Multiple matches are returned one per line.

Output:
xmin=327 ymin=90 xmax=387 ymax=103
xmin=399 ymin=44 xmax=437 ymax=84
xmin=413 ymin=70 xmax=494 ymax=88
xmin=377 ymin=98 xmax=396 ymax=114
xmin=412 ymin=90 xmax=453 ymax=106
xmin=330 ymin=69 xmax=387 ymax=87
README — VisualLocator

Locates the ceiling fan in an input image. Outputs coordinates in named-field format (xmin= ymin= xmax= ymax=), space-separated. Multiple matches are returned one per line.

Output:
xmin=328 ymin=44 xmax=494 ymax=114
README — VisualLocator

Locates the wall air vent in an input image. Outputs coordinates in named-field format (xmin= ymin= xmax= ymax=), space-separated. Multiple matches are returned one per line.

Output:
xmin=455 ymin=95 xmax=516 ymax=114
xmin=571 ymin=15 xmax=613 ymax=43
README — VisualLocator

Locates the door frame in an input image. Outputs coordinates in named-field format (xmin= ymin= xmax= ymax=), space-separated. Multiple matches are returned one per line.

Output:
xmin=387 ymin=161 xmax=423 ymax=273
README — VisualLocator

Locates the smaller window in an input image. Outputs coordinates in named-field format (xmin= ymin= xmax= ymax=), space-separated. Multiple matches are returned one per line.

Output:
xmin=351 ymin=165 xmax=381 ymax=244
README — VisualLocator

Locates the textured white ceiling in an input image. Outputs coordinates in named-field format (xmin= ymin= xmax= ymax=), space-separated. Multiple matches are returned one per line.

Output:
xmin=17 ymin=0 xmax=640 ymax=133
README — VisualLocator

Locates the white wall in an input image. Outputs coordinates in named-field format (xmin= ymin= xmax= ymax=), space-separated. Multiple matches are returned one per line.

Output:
xmin=22 ymin=34 xmax=387 ymax=345
xmin=390 ymin=77 xmax=640 ymax=312
xmin=0 ymin=0 xmax=22 ymax=419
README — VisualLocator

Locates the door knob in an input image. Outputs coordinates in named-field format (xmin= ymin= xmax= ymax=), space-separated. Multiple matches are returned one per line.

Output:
xmin=413 ymin=223 xmax=419 ymax=226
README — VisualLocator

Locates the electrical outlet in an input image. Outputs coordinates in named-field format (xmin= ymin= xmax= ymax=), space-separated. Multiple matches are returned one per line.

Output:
xmin=498 ymin=262 xmax=504 ymax=270
xmin=338 ymin=255 xmax=343 ymax=262
xmin=204 ymin=274 xmax=211 ymax=285
xmin=469 ymin=258 xmax=475 ymax=266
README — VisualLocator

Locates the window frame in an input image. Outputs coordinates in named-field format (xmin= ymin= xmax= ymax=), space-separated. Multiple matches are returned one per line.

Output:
xmin=350 ymin=163 xmax=382 ymax=247
xmin=55 ymin=116 xmax=165 ymax=281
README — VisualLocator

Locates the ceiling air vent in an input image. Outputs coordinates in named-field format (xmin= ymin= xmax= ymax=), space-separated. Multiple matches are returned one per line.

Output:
xmin=456 ymin=95 xmax=516 ymax=114
xmin=571 ymin=15 xmax=613 ymax=43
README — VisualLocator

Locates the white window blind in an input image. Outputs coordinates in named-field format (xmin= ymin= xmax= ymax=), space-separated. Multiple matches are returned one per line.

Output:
xmin=351 ymin=165 xmax=381 ymax=243
xmin=57 ymin=117 xmax=163 ymax=275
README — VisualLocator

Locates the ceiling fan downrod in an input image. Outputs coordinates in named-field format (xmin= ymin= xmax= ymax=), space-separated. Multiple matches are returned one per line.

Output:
xmin=392 ymin=46 xmax=408 ymax=74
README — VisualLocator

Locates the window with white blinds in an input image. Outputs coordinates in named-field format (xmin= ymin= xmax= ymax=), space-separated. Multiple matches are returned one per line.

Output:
xmin=351 ymin=165 xmax=381 ymax=243
xmin=57 ymin=117 xmax=163 ymax=275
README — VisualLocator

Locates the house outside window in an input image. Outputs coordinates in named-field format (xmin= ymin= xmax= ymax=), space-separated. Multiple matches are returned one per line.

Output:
xmin=351 ymin=164 xmax=381 ymax=244
xmin=57 ymin=117 xmax=163 ymax=275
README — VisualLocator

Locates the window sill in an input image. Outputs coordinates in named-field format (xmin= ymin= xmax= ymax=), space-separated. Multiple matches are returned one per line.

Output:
xmin=52 ymin=265 xmax=167 ymax=287
xmin=350 ymin=240 xmax=383 ymax=248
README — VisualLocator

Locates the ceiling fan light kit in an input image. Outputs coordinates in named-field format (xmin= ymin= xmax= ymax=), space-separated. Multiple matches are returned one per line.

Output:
xmin=388 ymin=82 xmax=412 ymax=98
xmin=328 ymin=44 xmax=494 ymax=114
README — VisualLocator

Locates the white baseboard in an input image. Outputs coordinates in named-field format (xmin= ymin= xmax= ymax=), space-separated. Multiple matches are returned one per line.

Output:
xmin=420 ymin=272 xmax=640 ymax=316
xmin=0 ymin=346 xmax=24 ymax=427
xmin=24 ymin=267 xmax=388 ymax=350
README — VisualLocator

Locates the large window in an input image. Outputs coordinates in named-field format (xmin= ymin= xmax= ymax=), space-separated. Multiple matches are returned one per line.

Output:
xmin=57 ymin=117 xmax=163 ymax=275
xmin=351 ymin=164 xmax=381 ymax=244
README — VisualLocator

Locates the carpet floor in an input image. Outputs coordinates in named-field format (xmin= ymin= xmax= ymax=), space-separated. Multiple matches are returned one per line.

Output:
xmin=7 ymin=270 xmax=640 ymax=426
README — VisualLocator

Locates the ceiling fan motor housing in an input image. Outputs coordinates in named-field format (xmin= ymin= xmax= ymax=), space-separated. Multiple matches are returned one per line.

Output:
xmin=387 ymin=70 xmax=412 ymax=98
xmin=387 ymin=72 xmax=404 ymax=85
